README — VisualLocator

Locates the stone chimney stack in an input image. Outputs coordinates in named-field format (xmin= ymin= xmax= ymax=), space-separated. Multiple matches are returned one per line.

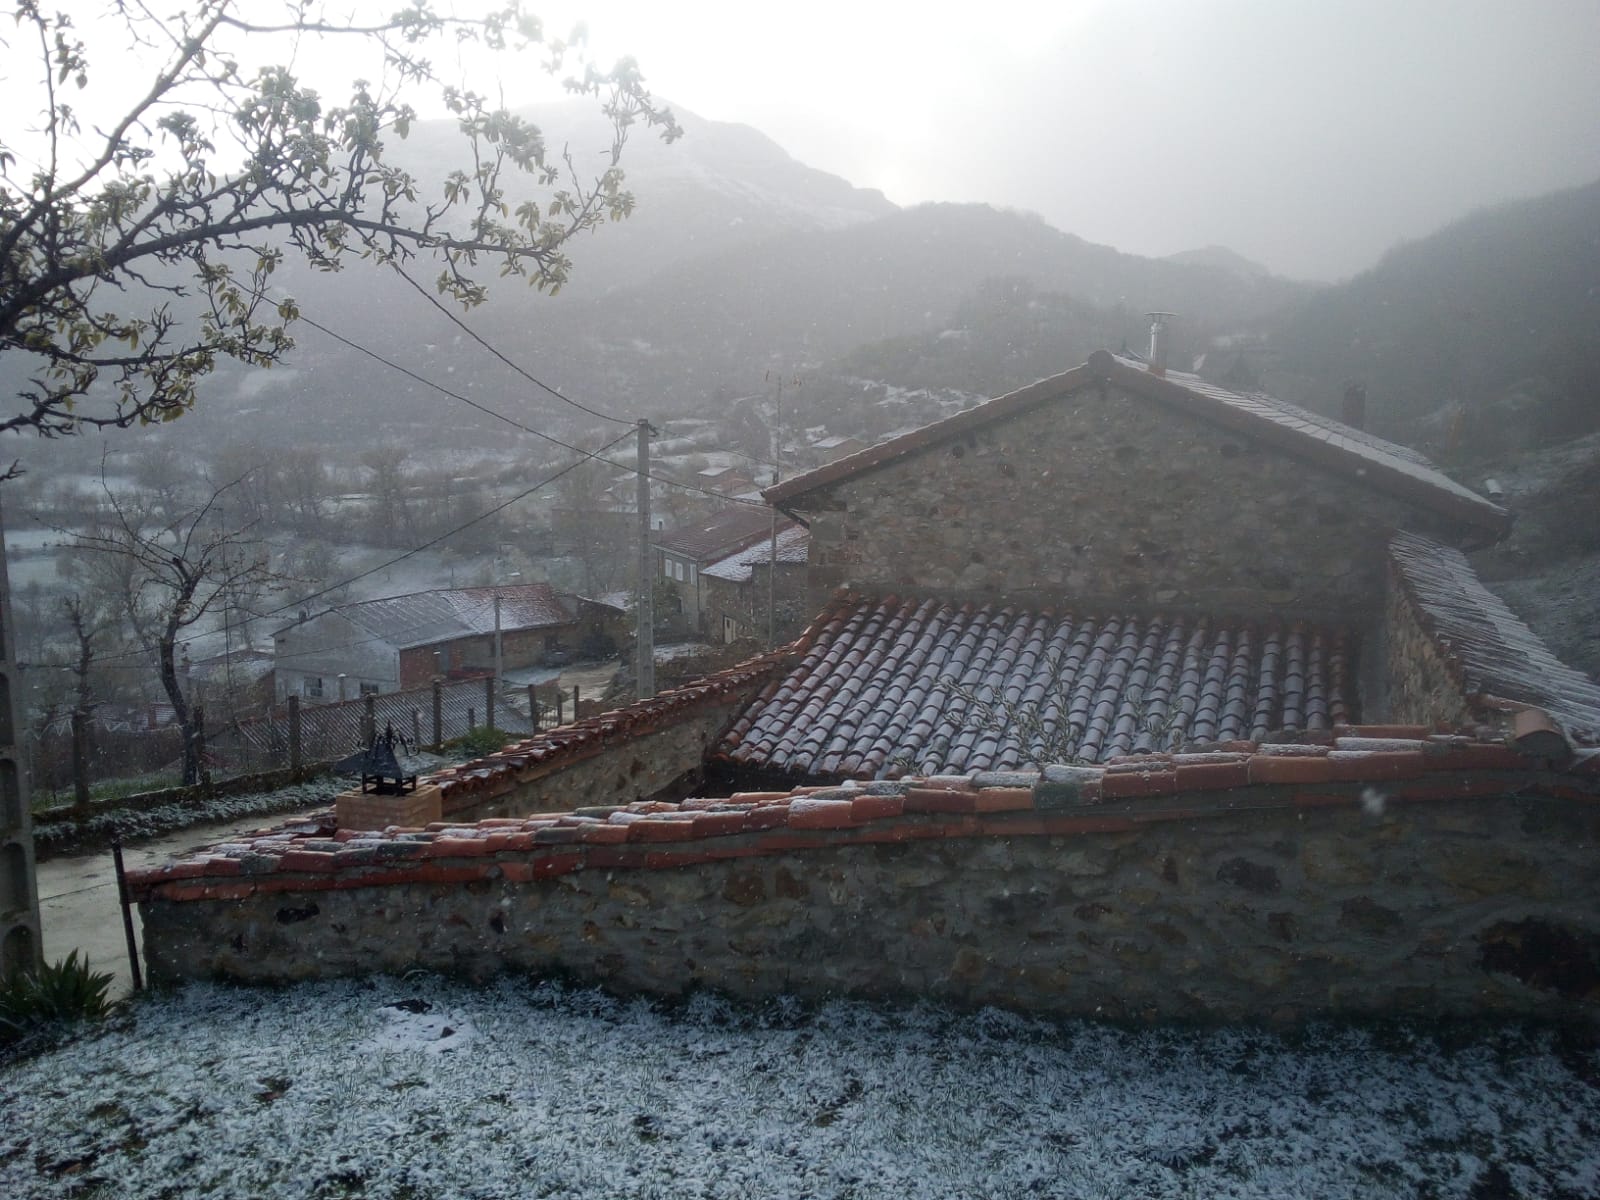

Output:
xmin=1342 ymin=382 xmax=1368 ymax=430
xmin=1146 ymin=312 xmax=1174 ymax=376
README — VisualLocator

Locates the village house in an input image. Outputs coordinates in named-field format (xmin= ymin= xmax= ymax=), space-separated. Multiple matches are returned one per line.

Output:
xmin=653 ymin=506 xmax=797 ymax=636
xmin=697 ymin=523 xmax=810 ymax=644
xmin=272 ymin=583 xmax=625 ymax=703
xmin=695 ymin=464 xmax=757 ymax=497
xmin=134 ymin=346 xmax=1600 ymax=1024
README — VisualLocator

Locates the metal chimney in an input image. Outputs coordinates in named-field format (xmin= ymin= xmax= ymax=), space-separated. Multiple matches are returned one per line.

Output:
xmin=1146 ymin=312 xmax=1175 ymax=376
xmin=1342 ymin=382 xmax=1367 ymax=430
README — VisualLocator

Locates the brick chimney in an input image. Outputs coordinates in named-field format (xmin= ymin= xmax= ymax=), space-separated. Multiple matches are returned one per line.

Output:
xmin=1145 ymin=312 xmax=1175 ymax=376
xmin=1342 ymin=382 xmax=1367 ymax=430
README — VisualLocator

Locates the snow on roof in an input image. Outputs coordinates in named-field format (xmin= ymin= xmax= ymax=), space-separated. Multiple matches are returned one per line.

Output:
xmin=767 ymin=350 xmax=1510 ymax=537
xmin=654 ymin=505 xmax=779 ymax=562
xmin=701 ymin=525 xmax=809 ymax=583
xmin=1389 ymin=531 xmax=1600 ymax=745
xmin=286 ymin=584 xmax=577 ymax=650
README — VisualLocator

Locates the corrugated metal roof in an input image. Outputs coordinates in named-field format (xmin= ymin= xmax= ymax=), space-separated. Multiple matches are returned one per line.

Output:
xmin=702 ymin=525 xmax=809 ymax=583
xmin=721 ymin=593 xmax=1354 ymax=778
xmin=301 ymin=584 xmax=576 ymax=651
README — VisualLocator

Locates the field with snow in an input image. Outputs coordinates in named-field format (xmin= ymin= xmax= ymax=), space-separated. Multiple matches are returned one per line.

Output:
xmin=3 ymin=978 xmax=1597 ymax=1199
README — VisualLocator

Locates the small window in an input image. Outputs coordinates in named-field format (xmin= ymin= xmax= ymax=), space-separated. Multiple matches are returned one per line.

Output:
xmin=304 ymin=677 xmax=323 ymax=699
xmin=359 ymin=682 xmax=380 ymax=697
xmin=687 ymin=564 xmax=696 ymax=584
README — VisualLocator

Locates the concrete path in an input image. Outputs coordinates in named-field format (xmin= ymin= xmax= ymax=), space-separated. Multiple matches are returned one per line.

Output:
xmin=35 ymin=808 xmax=326 ymax=1000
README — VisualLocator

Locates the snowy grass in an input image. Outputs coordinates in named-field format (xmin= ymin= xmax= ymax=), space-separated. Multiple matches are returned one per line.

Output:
xmin=2 ymin=977 xmax=1597 ymax=1199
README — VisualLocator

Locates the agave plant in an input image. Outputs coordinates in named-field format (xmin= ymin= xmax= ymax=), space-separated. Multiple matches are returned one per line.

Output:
xmin=0 ymin=951 xmax=114 ymax=1044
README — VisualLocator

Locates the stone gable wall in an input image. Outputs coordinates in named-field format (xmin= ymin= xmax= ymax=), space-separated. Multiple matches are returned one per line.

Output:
xmin=795 ymin=386 xmax=1459 ymax=623
xmin=1385 ymin=573 xmax=1475 ymax=730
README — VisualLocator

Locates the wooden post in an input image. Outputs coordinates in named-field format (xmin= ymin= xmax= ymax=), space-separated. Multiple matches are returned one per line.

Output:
xmin=288 ymin=695 xmax=301 ymax=771
xmin=556 ymin=689 xmax=564 ymax=725
xmin=485 ymin=674 xmax=497 ymax=731
xmin=528 ymin=684 xmax=539 ymax=732
xmin=467 ymin=706 xmax=476 ymax=732
xmin=431 ymin=679 xmax=443 ymax=749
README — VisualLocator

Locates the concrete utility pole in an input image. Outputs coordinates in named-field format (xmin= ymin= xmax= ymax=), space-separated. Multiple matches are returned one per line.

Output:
xmin=635 ymin=419 xmax=656 ymax=699
xmin=0 ymin=494 xmax=43 ymax=973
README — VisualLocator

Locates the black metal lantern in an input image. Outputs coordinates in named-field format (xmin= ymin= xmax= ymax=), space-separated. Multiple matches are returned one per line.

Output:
xmin=336 ymin=723 xmax=418 ymax=794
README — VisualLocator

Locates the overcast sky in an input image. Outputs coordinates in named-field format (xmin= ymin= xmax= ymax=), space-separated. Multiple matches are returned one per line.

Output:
xmin=13 ymin=1 xmax=1600 ymax=282
xmin=545 ymin=0 xmax=1600 ymax=281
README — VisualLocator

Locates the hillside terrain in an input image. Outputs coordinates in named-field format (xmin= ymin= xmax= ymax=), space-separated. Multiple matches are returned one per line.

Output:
xmin=4 ymin=103 xmax=1596 ymax=687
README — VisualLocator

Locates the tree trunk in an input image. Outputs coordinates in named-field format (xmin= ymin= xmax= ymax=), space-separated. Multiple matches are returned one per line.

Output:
xmin=69 ymin=708 xmax=91 ymax=819
xmin=157 ymin=616 xmax=198 ymax=787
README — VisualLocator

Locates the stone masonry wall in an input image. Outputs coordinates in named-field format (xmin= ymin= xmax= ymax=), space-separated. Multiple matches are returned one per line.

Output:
xmin=796 ymin=385 xmax=1460 ymax=623
xmin=1386 ymin=576 xmax=1475 ymax=730
xmin=140 ymin=759 xmax=1600 ymax=1025
xmin=335 ymin=659 xmax=783 ymax=830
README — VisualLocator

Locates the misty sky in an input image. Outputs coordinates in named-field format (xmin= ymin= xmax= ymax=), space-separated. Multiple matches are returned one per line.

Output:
xmin=10 ymin=1 xmax=1600 ymax=282
xmin=554 ymin=0 xmax=1600 ymax=281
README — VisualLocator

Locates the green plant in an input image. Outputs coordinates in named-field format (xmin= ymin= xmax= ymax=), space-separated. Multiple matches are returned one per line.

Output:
xmin=446 ymin=726 xmax=515 ymax=760
xmin=0 ymin=952 xmax=114 ymax=1045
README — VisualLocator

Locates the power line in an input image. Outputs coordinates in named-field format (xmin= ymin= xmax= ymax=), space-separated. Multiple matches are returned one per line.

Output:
xmin=390 ymin=262 xmax=634 ymax=428
xmin=300 ymin=311 xmax=774 ymax=510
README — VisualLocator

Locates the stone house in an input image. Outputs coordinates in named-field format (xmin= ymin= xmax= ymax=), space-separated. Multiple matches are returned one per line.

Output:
xmin=697 ymin=524 xmax=810 ymax=644
xmin=273 ymin=583 xmax=624 ymax=703
xmin=653 ymin=506 xmax=796 ymax=636
xmin=696 ymin=465 xmax=757 ymax=496
xmin=134 ymin=352 xmax=1600 ymax=1024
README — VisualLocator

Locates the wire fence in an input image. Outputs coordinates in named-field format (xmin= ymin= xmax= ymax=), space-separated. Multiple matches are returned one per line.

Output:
xmin=28 ymin=674 xmax=593 ymax=805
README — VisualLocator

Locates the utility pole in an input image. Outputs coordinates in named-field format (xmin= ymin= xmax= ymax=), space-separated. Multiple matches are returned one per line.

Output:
xmin=493 ymin=592 xmax=503 ymax=690
xmin=635 ymin=419 xmax=656 ymax=699
xmin=0 ymin=493 xmax=43 ymax=974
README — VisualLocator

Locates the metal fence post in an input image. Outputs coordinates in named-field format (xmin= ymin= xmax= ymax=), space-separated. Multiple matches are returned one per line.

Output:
xmin=431 ymin=679 xmax=443 ymax=749
xmin=288 ymin=696 xmax=301 ymax=771
xmin=362 ymin=693 xmax=376 ymax=746
xmin=486 ymin=674 xmax=496 ymax=731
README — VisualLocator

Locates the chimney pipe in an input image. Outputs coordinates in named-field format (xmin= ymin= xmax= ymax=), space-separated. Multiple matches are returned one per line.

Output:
xmin=1342 ymin=382 xmax=1367 ymax=430
xmin=1146 ymin=312 xmax=1174 ymax=376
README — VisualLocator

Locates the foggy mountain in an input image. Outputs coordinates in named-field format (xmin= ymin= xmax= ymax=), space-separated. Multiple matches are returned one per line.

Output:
xmin=103 ymin=102 xmax=1318 ymax=449
xmin=1267 ymin=179 xmax=1600 ymax=449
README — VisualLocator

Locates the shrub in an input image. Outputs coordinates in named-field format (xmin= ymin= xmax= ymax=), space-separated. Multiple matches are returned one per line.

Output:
xmin=445 ymin=726 xmax=514 ymax=759
xmin=0 ymin=951 xmax=114 ymax=1046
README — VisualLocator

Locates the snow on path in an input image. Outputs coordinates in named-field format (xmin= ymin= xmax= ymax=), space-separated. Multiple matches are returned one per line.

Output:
xmin=2 ymin=977 xmax=1597 ymax=1199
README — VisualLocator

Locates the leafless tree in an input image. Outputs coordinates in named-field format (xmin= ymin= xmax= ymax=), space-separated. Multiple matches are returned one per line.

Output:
xmin=67 ymin=468 xmax=288 ymax=785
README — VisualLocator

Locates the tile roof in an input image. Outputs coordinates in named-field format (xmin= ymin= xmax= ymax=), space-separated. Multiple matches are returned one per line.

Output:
xmin=718 ymin=593 xmax=1355 ymax=778
xmin=1389 ymin=531 xmax=1600 ymax=746
xmin=654 ymin=505 xmax=781 ymax=562
xmin=766 ymin=350 xmax=1509 ymax=538
xmin=129 ymin=731 xmax=1593 ymax=904
xmin=701 ymin=525 xmax=810 ymax=583
xmin=287 ymin=583 xmax=577 ymax=650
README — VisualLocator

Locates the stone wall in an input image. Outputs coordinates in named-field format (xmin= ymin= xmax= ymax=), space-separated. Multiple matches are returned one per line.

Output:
xmin=1385 ymin=574 xmax=1475 ymax=729
xmin=334 ymin=654 xmax=786 ymax=829
xmin=138 ymin=742 xmax=1600 ymax=1025
xmin=793 ymin=385 xmax=1460 ymax=624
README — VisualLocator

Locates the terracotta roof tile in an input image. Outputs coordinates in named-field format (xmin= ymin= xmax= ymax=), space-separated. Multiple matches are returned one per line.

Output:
xmin=719 ymin=593 xmax=1355 ymax=777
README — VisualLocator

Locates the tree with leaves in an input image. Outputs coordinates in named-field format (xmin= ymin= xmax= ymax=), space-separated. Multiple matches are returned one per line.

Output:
xmin=0 ymin=0 xmax=678 ymax=456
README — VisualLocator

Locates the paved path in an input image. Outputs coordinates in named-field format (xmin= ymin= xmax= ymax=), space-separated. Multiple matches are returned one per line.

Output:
xmin=36 ymin=808 xmax=326 ymax=1000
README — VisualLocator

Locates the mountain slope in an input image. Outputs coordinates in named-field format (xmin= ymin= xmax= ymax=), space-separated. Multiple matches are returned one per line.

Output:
xmin=1269 ymin=179 xmax=1600 ymax=445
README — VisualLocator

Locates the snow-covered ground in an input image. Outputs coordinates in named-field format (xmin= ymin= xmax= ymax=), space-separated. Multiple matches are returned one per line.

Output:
xmin=3 ymin=977 xmax=1596 ymax=1199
